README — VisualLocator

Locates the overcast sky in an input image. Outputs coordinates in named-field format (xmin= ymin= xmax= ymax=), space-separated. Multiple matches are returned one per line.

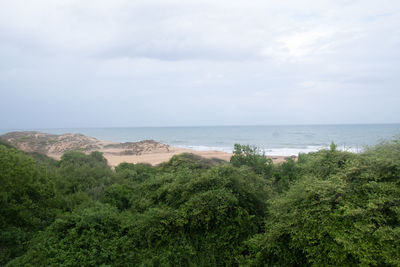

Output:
xmin=1 ymin=0 xmax=399 ymax=128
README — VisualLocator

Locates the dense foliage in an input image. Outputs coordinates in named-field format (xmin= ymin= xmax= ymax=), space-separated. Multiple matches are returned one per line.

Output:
xmin=0 ymin=140 xmax=399 ymax=266
xmin=0 ymin=146 xmax=57 ymax=265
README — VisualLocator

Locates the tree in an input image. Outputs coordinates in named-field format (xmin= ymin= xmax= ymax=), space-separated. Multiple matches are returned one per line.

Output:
xmin=56 ymin=151 xmax=114 ymax=200
xmin=0 ymin=145 xmax=57 ymax=265
xmin=8 ymin=203 xmax=127 ymax=267
xmin=244 ymin=139 xmax=400 ymax=266
xmin=230 ymin=144 xmax=273 ymax=177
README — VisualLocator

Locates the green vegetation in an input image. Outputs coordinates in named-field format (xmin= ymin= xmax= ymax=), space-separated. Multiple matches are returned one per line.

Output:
xmin=1 ymin=141 xmax=399 ymax=266
xmin=0 ymin=146 xmax=57 ymax=265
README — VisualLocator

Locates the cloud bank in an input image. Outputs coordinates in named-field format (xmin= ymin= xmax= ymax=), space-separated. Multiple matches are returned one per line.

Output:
xmin=1 ymin=0 xmax=399 ymax=128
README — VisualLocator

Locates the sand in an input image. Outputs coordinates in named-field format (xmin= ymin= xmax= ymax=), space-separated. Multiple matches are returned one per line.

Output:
xmin=104 ymin=146 xmax=227 ymax=166
xmin=103 ymin=147 xmax=289 ymax=167
xmin=1 ymin=131 xmax=291 ymax=167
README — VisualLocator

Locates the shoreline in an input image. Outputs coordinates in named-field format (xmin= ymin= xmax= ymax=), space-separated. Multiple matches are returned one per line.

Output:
xmin=49 ymin=145 xmax=291 ymax=167
xmin=0 ymin=131 xmax=294 ymax=167
xmin=98 ymin=147 xmax=292 ymax=167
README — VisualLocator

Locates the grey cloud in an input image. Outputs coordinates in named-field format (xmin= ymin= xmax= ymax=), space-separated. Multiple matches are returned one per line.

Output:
xmin=0 ymin=0 xmax=399 ymax=128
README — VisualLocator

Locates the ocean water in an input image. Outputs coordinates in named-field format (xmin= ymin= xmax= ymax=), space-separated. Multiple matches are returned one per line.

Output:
xmin=2 ymin=124 xmax=399 ymax=156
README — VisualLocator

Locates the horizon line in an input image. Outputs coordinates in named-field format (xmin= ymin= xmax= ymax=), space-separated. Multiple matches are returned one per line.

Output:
xmin=1 ymin=122 xmax=400 ymax=131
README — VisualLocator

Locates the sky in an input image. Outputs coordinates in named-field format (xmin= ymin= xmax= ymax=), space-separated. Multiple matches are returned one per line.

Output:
xmin=0 ymin=0 xmax=399 ymax=128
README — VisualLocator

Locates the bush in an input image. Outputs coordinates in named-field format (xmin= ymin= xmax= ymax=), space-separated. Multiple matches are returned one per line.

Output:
xmin=56 ymin=151 xmax=114 ymax=198
xmin=158 ymin=153 xmax=225 ymax=173
xmin=120 ymin=164 xmax=272 ymax=265
xmin=8 ymin=203 xmax=127 ymax=267
xmin=115 ymin=162 xmax=156 ymax=183
xmin=0 ymin=145 xmax=57 ymax=265
xmin=244 ymin=139 xmax=400 ymax=266
xmin=230 ymin=144 xmax=274 ymax=177
xmin=2 ymin=139 xmax=400 ymax=266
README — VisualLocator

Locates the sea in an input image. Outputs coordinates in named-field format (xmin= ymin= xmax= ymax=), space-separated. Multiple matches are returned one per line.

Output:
xmin=1 ymin=124 xmax=400 ymax=156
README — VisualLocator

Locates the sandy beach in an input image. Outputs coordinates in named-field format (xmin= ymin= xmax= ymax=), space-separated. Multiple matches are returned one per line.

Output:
xmin=103 ymin=146 xmax=289 ymax=167
xmin=102 ymin=146 xmax=229 ymax=166
xmin=1 ymin=131 xmax=290 ymax=167
xmin=49 ymin=144 xmax=289 ymax=167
